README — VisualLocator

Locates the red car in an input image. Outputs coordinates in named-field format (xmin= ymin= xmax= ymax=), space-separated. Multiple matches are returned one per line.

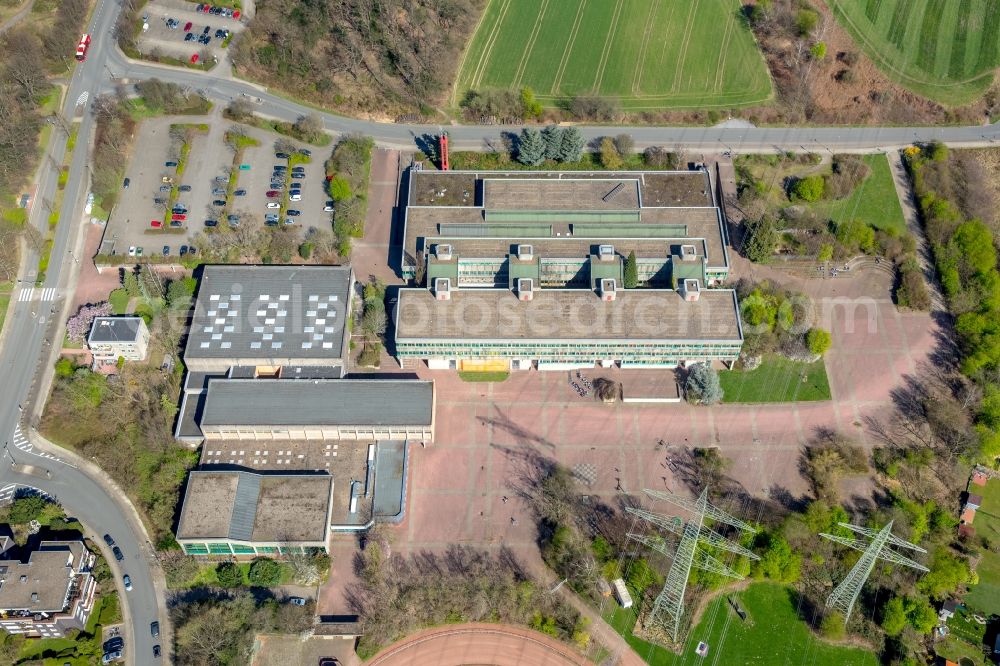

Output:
xmin=184 ymin=21 xmax=192 ymax=31
xmin=201 ymin=4 xmax=210 ymax=12
xmin=150 ymin=220 xmax=162 ymax=228
xmin=232 ymin=10 xmax=240 ymax=18
xmin=266 ymin=190 xmax=279 ymax=198
xmin=171 ymin=213 xmax=187 ymax=221
xmin=190 ymin=54 xmax=199 ymax=63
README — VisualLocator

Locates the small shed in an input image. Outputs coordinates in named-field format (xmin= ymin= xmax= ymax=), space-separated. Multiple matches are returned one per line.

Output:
xmin=612 ymin=578 xmax=633 ymax=609
xmin=960 ymin=508 xmax=976 ymax=525
xmin=939 ymin=599 xmax=959 ymax=622
xmin=965 ymin=493 xmax=983 ymax=510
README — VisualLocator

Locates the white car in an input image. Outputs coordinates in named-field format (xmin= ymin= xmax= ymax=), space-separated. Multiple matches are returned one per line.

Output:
xmin=266 ymin=202 xmax=280 ymax=209
xmin=323 ymin=202 xmax=334 ymax=212
xmin=128 ymin=246 xmax=136 ymax=256
xmin=289 ymin=193 xmax=301 ymax=202
xmin=123 ymin=574 xmax=132 ymax=591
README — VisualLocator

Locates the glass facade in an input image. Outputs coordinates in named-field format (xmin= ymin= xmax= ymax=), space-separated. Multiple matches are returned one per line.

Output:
xmin=180 ymin=542 xmax=327 ymax=556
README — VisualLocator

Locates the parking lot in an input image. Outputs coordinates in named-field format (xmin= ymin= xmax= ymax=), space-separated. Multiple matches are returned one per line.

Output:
xmin=104 ymin=116 xmax=334 ymax=259
xmin=137 ymin=0 xmax=246 ymax=66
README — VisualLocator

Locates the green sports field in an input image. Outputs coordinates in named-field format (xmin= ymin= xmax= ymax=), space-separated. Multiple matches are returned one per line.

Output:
xmin=454 ymin=0 xmax=773 ymax=111
xmin=829 ymin=0 xmax=1000 ymax=105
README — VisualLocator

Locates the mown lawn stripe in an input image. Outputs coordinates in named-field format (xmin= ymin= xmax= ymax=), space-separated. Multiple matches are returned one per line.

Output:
xmin=915 ymin=0 xmax=945 ymax=74
xmin=978 ymin=0 xmax=1000 ymax=73
xmin=886 ymin=0 xmax=913 ymax=50
xmin=949 ymin=0 xmax=972 ymax=80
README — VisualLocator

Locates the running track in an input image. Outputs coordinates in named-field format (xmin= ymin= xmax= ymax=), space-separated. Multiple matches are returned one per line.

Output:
xmin=365 ymin=623 xmax=594 ymax=666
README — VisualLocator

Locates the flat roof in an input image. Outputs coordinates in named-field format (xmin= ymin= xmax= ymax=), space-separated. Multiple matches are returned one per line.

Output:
xmin=483 ymin=178 xmax=640 ymax=210
xmin=402 ymin=170 xmax=726 ymax=271
xmin=176 ymin=470 xmax=332 ymax=543
xmin=200 ymin=378 xmax=435 ymax=427
xmin=0 ymin=542 xmax=86 ymax=612
xmin=88 ymin=317 xmax=143 ymax=344
xmin=184 ymin=265 xmax=352 ymax=361
xmin=396 ymin=288 xmax=742 ymax=341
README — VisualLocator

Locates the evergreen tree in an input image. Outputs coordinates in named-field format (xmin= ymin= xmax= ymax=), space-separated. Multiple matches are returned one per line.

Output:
xmin=541 ymin=125 xmax=563 ymax=161
xmin=623 ymin=250 xmax=638 ymax=288
xmin=685 ymin=362 xmax=723 ymax=405
xmin=557 ymin=126 xmax=585 ymax=163
xmin=742 ymin=215 xmax=778 ymax=263
xmin=517 ymin=128 xmax=545 ymax=166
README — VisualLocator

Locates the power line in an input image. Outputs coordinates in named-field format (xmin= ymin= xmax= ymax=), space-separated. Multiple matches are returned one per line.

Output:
xmin=820 ymin=521 xmax=928 ymax=622
xmin=625 ymin=487 xmax=760 ymax=643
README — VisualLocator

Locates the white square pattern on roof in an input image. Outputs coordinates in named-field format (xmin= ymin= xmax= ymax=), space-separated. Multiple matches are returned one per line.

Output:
xmin=197 ymin=293 xmax=338 ymax=351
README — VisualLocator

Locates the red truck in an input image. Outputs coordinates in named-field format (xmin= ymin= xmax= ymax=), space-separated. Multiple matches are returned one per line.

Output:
xmin=75 ymin=34 xmax=91 ymax=61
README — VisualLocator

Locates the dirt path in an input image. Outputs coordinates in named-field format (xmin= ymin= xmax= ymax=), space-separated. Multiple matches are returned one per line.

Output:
xmin=365 ymin=623 xmax=594 ymax=666
xmin=885 ymin=149 xmax=946 ymax=312
xmin=0 ymin=0 xmax=35 ymax=36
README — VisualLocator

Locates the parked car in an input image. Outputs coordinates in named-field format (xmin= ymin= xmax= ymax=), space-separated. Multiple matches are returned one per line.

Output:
xmin=127 ymin=247 xmax=136 ymax=257
xmin=189 ymin=247 xmax=197 ymax=255
xmin=123 ymin=574 xmax=133 ymax=591
xmin=165 ymin=160 xmax=178 ymax=167
xmin=150 ymin=220 xmax=162 ymax=228
xmin=212 ymin=188 xmax=226 ymax=196
xmin=299 ymin=148 xmax=312 ymax=157
xmin=266 ymin=202 xmax=280 ymax=209
xmin=264 ymin=213 xmax=279 ymax=223
xmin=291 ymin=166 xmax=305 ymax=173
xmin=172 ymin=205 xmax=187 ymax=213
xmin=103 ymin=534 xmax=115 ymax=547
xmin=289 ymin=597 xmax=306 ymax=606
xmin=184 ymin=32 xmax=195 ymax=41
xmin=158 ymin=185 xmax=170 ymax=192
xmin=161 ymin=246 xmax=169 ymax=257
xmin=291 ymin=172 xmax=305 ymax=179
xmin=234 ymin=189 xmax=246 ymax=196
xmin=184 ymin=21 xmax=192 ymax=31
xmin=165 ymin=17 xmax=179 ymax=28
xmin=171 ymin=214 xmax=186 ymax=221
xmin=136 ymin=247 xmax=143 ymax=256
xmin=228 ymin=217 xmax=240 ymax=227
xmin=151 ymin=621 xmax=160 ymax=638
xmin=102 ymin=650 xmax=122 ymax=664
xmin=103 ymin=637 xmax=124 ymax=653
xmin=122 ymin=177 xmax=130 ymax=188
xmin=227 ymin=214 xmax=240 ymax=223
xmin=153 ymin=645 xmax=161 ymax=658
xmin=273 ymin=164 xmax=287 ymax=171
xmin=203 ymin=25 xmax=211 ymax=34
xmin=275 ymin=152 xmax=290 ymax=159
xmin=153 ymin=197 xmax=166 ymax=205
xmin=324 ymin=201 xmax=335 ymax=212
xmin=169 ymin=220 xmax=183 ymax=228
xmin=266 ymin=190 xmax=280 ymax=198
xmin=212 ymin=200 xmax=226 ymax=206
xmin=179 ymin=184 xmax=192 ymax=192
xmin=204 ymin=219 xmax=218 ymax=227
xmin=286 ymin=209 xmax=301 ymax=217
xmin=289 ymin=193 xmax=301 ymax=202
xmin=179 ymin=245 xmax=189 ymax=256
xmin=112 ymin=546 xmax=124 ymax=561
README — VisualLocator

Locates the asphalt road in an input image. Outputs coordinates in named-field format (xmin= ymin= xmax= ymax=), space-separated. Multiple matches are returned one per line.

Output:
xmin=100 ymin=49 xmax=1000 ymax=152
xmin=0 ymin=0 xmax=162 ymax=663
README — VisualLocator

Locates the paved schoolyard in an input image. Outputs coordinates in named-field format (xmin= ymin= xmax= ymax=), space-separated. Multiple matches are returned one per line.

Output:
xmin=397 ymin=267 xmax=936 ymax=556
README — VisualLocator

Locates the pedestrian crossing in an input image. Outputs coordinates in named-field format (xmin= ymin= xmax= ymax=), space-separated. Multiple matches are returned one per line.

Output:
xmin=0 ymin=483 xmax=53 ymax=505
xmin=17 ymin=287 xmax=57 ymax=302
xmin=11 ymin=425 xmax=66 ymax=464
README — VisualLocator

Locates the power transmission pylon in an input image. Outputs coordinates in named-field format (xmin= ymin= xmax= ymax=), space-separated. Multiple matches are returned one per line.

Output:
xmin=625 ymin=488 xmax=759 ymax=643
xmin=820 ymin=521 xmax=928 ymax=622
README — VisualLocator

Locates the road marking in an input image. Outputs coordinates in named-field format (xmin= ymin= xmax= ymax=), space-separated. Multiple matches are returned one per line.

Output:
xmin=16 ymin=288 xmax=56 ymax=302
xmin=76 ymin=91 xmax=89 ymax=107
xmin=0 ymin=483 xmax=53 ymax=505
xmin=11 ymin=425 xmax=68 ymax=465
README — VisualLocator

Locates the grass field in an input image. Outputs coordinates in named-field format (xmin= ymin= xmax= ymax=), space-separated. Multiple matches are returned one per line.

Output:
xmin=829 ymin=0 xmax=1000 ymax=105
xmin=455 ymin=0 xmax=773 ymax=111
xmin=812 ymin=154 xmax=907 ymax=236
xmin=964 ymin=476 xmax=1000 ymax=616
xmin=720 ymin=355 xmax=831 ymax=403
xmin=688 ymin=584 xmax=877 ymax=666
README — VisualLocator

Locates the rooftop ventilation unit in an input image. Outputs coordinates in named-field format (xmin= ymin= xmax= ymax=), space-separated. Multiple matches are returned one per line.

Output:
xmin=435 ymin=244 xmax=452 ymax=261
xmin=682 ymin=278 xmax=701 ymax=302
xmin=517 ymin=244 xmax=533 ymax=261
xmin=600 ymin=278 xmax=617 ymax=302
xmin=434 ymin=278 xmax=451 ymax=301
xmin=679 ymin=244 xmax=697 ymax=261
xmin=517 ymin=278 xmax=534 ymax=302
xmin=598 ymin=244 xmax=615 ymax=261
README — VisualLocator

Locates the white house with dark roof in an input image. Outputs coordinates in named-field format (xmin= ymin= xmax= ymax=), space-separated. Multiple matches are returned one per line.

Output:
xmin=87 ymin=316 xmax=149 ymax=365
